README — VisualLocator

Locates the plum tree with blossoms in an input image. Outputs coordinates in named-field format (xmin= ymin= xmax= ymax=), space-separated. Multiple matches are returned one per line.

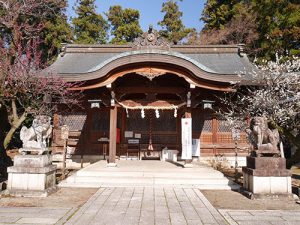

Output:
xmin=219 ymin=55 xmax=300 ymax=166
xmin=0 ymin=45 xmax=82 ymax=176
xmin=0 ymin=0 xmax=82 ymax=176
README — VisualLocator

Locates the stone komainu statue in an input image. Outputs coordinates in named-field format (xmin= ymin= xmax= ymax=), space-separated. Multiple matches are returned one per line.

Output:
xmin=248 ymin=117 xmax=281 ymax=157
xmin=19 ymin=115 xmax=52 ymax=155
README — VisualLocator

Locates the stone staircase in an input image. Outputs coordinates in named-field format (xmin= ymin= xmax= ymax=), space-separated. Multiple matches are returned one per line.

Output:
xmin=59 ymin=160 xmax=240 ymax=190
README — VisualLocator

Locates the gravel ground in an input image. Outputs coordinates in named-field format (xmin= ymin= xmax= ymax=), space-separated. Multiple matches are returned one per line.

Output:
xmin=0 ymin=188 xmax=97 ymax=208
xmin=202 ymin=189 xmax=300 ymax=210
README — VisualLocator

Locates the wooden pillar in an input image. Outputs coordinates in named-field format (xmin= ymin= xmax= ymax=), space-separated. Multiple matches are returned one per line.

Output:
xmin=212 ymin=117 xmax=218 ymax=155
xmin=53 ymin=113 xmax=60 ymax=128
xmin=212 ymin=118 xmax=218 ymax=143
xmin=108 ymin=106 xmax=117 ymax=165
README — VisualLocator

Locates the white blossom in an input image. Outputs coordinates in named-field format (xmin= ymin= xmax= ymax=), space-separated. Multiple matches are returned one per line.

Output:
xmin=219 ymin=57 xmax=300 ymax=137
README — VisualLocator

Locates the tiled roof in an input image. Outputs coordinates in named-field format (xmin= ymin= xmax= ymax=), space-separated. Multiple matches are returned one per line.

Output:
xmin=46 ymin=44 xmax=256 ymax=83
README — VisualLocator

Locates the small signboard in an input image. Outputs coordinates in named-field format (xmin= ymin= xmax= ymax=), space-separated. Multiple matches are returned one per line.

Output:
xmin=128 ymin=139 xmax=139 ymax=144
xmin=135 ymin=133 xmax=141 ymax=139
xmin=181 ymin=118 xmax=192 ymax=160
xmin=99 ymin=137 xmax=109 ymax=142
xmin=61 ymin=125 xmax=69 ymax=140
xmin=124 ymin=131 xmax=133 ymax=138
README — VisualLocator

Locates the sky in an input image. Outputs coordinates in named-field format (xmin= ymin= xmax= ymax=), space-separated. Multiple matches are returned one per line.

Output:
xmin=67 ymin=0 xmax=206 ymax=32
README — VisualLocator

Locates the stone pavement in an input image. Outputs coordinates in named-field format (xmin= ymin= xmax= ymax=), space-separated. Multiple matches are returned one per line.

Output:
xmin=65 ymin=187 xmax=227 ymax=225
xmin=0 ymin=207 xmax=76 ymax=225
xmin=1 ymin=187 xmax=300 ymax=225
xmin=219 ymin=209 xmax=300 ymax=225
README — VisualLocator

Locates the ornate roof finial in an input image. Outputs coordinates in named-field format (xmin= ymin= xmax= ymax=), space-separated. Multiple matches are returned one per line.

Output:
xmin=148 ymin=24 xmax=153 ymax=33
xmin=132 ymin=25 xmax=170 ymax=50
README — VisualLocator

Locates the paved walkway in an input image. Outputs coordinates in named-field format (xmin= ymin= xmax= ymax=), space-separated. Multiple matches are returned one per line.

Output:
xmin=1 ymin=187 xmax=300 ymax=225
xmin=220 ymin=209 xmax=300 ymax=225
xmin=65 ymin=187 xmax=226 ymax=225
xmin=0 ymin=207 xmax=75 ymax=225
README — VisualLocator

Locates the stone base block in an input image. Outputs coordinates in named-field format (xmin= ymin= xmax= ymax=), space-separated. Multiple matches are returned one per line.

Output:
xmin=8 ymin=169 xmax=56 ymax=190
xmin=14 ymin=154 xmax=52 ymax=168
xmin=243 ymin=172 xmax=291 ymax=195
xmin=7 ymin=154 xmax=57 ymax=197
xmin=8 ymin=186 xmax=57 ymax=197
xmin=246 ymin=156 xmax=287 ymax=170
xmin=243 ymin=156 xmax=292 ymax=198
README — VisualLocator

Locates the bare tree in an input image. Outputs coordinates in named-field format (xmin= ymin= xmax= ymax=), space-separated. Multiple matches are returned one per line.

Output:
xmin=189 ymin=6 xmax=259 ymax=55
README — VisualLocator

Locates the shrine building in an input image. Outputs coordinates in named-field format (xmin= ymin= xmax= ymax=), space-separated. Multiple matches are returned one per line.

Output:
xmin=47 ymin=28 xmax=255 ymax=166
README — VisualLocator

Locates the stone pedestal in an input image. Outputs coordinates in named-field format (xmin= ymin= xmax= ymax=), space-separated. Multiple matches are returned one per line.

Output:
xmin=242 ymin=156 xmax=292 ymax=198
xmin=7 ymin=154 xmax=57 ymax=197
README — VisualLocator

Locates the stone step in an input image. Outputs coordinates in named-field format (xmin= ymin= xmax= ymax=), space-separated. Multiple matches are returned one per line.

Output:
xmin=67 ymin=175 xmax=231 ymax=185
xmin=76 ymin=171 xmax=225 ymax=179
xmin=58 ymin=160 xmax=240 ymax=190
xmin=58 ymin=181 xmax=239 ymax=190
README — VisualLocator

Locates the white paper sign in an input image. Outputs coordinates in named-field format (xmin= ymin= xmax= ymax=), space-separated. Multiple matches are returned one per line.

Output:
xmin=124 ymin=131 xmax=133 ymax=138
xmin=135 ymin=133 xmax=141 ymax=139
xmin=192 ymin=139 xmax=200 ymax=157
xmin=181 ymin=118 xmax=192 ymax=160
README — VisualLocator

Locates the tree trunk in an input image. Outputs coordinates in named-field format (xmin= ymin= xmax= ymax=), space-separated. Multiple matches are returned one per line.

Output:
xmin=272 ymin=123 xmax=300 ymax=168
xmin=3 ymin=111 xmax=27 ymax=150
xmin=0 ymin=107 xmax=13 ymax=177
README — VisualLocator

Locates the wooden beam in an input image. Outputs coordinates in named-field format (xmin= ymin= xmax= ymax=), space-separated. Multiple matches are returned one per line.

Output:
xmin=68 ymin=65 xmax=235 ymax=92
xmin=109 ymin=106 xmax=117 ymax=164
xmin=115 ymin=86 xmax=187 ymax=94
xmin=119 ymin=100 xmax=185 ymax=108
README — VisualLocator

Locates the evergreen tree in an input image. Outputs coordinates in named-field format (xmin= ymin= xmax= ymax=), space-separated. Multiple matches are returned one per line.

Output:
xmin=72 ymin=0 xmax=108 ymax=44
xmin=107 ymin=5 xmax=142 ymax=44
xmin=252 ymin=0 xmax=300 ymax=59
xmin=42 ymin=1 xmax=73 ymax=64
xmin=158 ymin=0 xmax=193 ymax=44
xmin=200 ymin=0 xmax=300 ymax=60
xmin=201 ymin=0 xmax=239 ymax=30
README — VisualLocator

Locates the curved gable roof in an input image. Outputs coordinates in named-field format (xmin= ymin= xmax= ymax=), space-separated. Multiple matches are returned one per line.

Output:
xmin=87 ymin=49 xmax=216 ymax=74
xmin=47 ymin=44 xmax=255 ymax=84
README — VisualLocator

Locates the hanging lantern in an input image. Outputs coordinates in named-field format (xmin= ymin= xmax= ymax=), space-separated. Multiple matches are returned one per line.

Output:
xmin=155 ymin=109 xmax=160 ymax=118
xmin=174 ymin=108 xmax=177 ymax=118
xmin=141 ymin=108 xmax=145 ymax=118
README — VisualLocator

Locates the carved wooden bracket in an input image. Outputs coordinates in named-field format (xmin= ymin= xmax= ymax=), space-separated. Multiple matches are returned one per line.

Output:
xmin=136 ymin=67 xmax=166 ymax=80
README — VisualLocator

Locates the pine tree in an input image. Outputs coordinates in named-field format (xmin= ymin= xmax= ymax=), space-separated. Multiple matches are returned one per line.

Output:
xmin=107 ymin=5 xmax=142 ymax=44
xmin=72 ymin=0 xmax=108 ymax=44
xmin=158 ymin=0 xmax=193 ymax=44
